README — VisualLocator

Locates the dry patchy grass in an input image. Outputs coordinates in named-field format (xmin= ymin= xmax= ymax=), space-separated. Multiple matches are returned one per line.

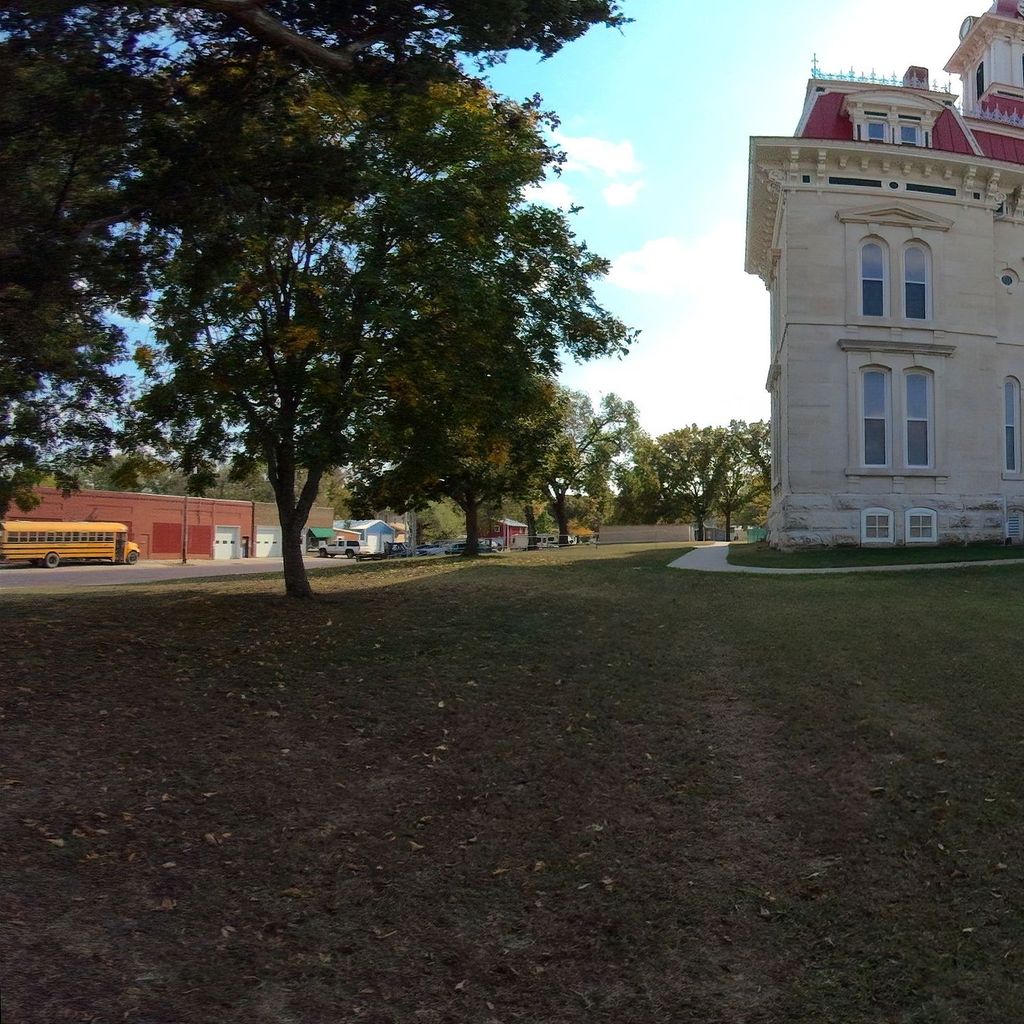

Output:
xmin=2 ymin=543 xmax=1023 ymax=1023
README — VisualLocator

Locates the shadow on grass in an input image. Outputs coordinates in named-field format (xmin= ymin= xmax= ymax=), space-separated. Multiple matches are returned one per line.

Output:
xmin=5 ymin=542 xmax=1024 ymax=1023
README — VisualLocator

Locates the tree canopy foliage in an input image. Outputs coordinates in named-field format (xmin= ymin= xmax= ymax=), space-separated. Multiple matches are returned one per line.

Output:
xmin=611 ymin=420 xmax=772 ymax=536
xmin=134 ymin=70 xmax=631 ymax=592
xmin=0 ymin=1 xmax=627 ymax=518
xmin=540 ymin=387 xmax=638 ymax=541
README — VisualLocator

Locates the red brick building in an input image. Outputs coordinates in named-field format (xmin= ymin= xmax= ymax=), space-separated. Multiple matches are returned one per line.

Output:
xmin=18 ymin=489 xmax=337 ymax=561
xmin=24 ymin=488 xmax=254 ymax=560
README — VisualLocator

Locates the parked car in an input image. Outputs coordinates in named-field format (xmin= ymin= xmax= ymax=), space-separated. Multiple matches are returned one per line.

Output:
xmin=416 ymin=542 xmax=445 ymax=556
xmin=318 ymin=538 xmax=361 ymax=558
xmin=445 ymin=541 xmax=466 ymax=555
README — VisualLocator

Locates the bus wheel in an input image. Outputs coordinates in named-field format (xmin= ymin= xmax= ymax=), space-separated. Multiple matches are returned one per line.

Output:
xmin=125 ymin=551 xmax=139 ymax=565
xmin=43 ymin=551 xmax=60 ymax=569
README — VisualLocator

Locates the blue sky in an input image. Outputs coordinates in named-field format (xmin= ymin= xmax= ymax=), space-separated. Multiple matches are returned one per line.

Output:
xmin=485 ymin=0 xmax=980 ymax=436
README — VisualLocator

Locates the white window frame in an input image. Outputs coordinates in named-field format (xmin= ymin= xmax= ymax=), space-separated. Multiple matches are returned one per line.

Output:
xmin=866 ymin=120 xmax=888 ymax=142
xmin=898 ymin=123 xmax=922 ymax=146
xmin=905 ymin=507 xmax=937 ymax=544
xmin=904 ymin=370 xmax=933 ymax=468
xmin=860 ymin=240 xmax=888 ymax=318
xmin=861 ymin=507 xmax=894 ymax=544
xmin=902 ymin=243 xmax=930 ymax=321
xmin=1006 ymin=377 xmax=1022 ymax=474
xmin=861 ymin=367 xmax=891 ymax=467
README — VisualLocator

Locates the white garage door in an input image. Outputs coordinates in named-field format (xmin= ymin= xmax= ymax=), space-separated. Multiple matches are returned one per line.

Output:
xmin=214 ymin=525 xmax=240 ymax=560
xmin=256 ymin=527 xmax=281 ymax=557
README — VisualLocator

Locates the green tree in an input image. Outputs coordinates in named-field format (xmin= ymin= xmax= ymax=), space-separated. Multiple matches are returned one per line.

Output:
xmin=138 ymin=74 xmax=631 ymax=594
xmin=611 ymin=431 xmax=662 ymax=525
xmin=731 ymin=418 xmax=772 ymax=495
xmin=656 ymin=425 xmax=729 ymax=542
xmin=540 ymin=387 xmax=638 ymax=543
xmin=354 ymin=370 xmax=562 ymax=556
xmin=0 ymin=2 xmax=627 ymax=515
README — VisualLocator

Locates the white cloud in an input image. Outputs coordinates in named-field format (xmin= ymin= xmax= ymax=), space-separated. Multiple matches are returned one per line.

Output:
xmin=554 ymin=131 xmax=642 ymax=179
xmin=607 ymin=223 xmax=742 ymax=296
xmin=602 ymin=180 xmax=645 ymax=207
xmin=558 ymin=220 xmax=771 ymax=433
xmin=524 ymin=178 xmax=575 ymax=209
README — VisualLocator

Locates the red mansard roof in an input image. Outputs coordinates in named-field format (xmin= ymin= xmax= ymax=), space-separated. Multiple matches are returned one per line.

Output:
xmin=801 ymin=92 xmax=853 ymax=141
xmin=973 ymin=129 xmax=1024 ymax=164
xmin=981 ymin=94 xmax=1024 ymax=118
xmin=931 ymin=107 xmax=974 ymax=154
xmin=798 ymin=86 xmax=1024 ymax=167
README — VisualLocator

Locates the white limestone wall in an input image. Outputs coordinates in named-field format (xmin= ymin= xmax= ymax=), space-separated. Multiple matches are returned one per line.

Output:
xmin=767 ymin=186 xmax=1024 ymax=548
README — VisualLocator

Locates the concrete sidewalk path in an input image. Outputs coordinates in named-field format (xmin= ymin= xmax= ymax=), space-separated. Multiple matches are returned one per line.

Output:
xmin=668 ymin=542 xmax=1024 ymax=575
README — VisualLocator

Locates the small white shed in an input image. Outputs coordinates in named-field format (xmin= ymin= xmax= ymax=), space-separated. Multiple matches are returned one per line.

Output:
xmin=335 ymin=519 xmax=396 ymax=554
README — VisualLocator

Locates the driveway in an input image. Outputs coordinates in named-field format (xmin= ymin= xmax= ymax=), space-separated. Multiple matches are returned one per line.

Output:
xmin=0 ymin=554 xmax=354 ymax=592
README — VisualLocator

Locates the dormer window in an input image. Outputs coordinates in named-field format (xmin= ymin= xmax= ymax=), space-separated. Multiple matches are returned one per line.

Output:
xmin=845 ymin=92 xmax=939 ymax=150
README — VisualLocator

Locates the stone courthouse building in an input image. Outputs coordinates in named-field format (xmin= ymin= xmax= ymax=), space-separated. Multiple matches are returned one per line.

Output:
xmin=746 ymin=1 xmax=1024 ymax=547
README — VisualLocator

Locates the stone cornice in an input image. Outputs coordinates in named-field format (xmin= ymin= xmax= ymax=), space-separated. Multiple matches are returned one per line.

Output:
xmin=745 ymin=136 xmax=1024 ymax=282
xmin=838 ymin=339 xmax=957 ymax=357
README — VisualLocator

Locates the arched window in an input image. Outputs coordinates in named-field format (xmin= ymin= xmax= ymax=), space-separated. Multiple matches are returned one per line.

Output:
xmin=862 ymin=368 xmax=890 ymax=466
xmin=905 ymin=371 xmax=933 ymax=467
xmin=861 ymin=241 xmax=886 ymax=317
xmin=904 ymin=244 xmax=929 ymax=320
xmin=905 ymin=507 xmax=937 ymax=544
xmin=1007 ymin=377 xmax=1022 ymax=473
xmin=862 ymin=507 xmax=893 ymax=544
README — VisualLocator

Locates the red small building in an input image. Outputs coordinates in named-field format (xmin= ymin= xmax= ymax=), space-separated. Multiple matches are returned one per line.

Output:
xmin=489 ymin=517 xmax=528 ymax=548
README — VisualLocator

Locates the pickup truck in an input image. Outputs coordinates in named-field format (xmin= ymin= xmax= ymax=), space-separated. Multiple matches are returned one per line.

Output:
xmin=317 ymin=538 xmax=361 ymax=558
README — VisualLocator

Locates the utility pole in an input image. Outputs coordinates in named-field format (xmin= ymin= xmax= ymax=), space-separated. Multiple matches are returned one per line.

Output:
xmin=181 ymin=494 xmax=189 ymax=565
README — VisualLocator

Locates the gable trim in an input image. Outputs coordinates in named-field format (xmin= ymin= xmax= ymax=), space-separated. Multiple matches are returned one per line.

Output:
xmin=836 ymin=204 xmax=954 ymax=231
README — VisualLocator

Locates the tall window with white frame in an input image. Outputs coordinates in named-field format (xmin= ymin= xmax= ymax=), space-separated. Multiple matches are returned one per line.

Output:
xmin=904 ymin=245 xmax=928 ymax=320
xmin=863 ymin=369 xmax=889 ymax=466
xmin=905 ymin=371 xmax=932 ymax=467
xmin=1007 ymin=376 xmax=1021 ymax=473
xmin=861 ymin=242 xmax=886 ymax=317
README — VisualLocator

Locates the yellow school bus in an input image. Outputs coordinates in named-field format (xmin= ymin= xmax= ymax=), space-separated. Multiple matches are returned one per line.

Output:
xmin=0 ymin=521 xmax=141 ymax=569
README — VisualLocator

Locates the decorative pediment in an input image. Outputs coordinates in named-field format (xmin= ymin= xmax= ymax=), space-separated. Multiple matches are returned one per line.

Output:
xmin=843 ymin=89 xmax=947 ymax=117
xmin=836 ymin=204 xmax=954 ymax=232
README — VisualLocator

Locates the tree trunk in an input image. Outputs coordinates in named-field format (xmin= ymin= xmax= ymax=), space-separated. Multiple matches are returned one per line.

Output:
xmin=269 ymin=447 xmax=323 ymax=599
xmin=724 ymin=510 xmax=732 ymax=542
xmin=554 ymin=491 xmax=570 ymax=545
xmin=279 ymin=510 xmax=311 ymax=598
xmin=524 ymin=502 xmax=538 ymax=550
xmin=695 ymin=516 xmax=705 ymax=542
xmin=463 ymin=494 xmax=481 ymax=556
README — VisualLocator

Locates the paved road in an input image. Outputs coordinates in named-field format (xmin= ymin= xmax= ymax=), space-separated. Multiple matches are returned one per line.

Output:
xmin=669 ymin=542 xmax=1024 ymax=575
xmin=0 ymin=554 xmax=355 ymax=592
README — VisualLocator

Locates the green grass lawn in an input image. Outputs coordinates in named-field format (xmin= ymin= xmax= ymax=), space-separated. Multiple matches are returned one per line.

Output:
xmin=729 ymin=540 xmax=1024 ymax=568
xmin=4 ymin=543 xmax=1024 ymax=1022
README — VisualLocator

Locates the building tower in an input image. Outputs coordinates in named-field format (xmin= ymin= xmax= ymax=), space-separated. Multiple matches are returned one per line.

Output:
xmin=745 ymin=1 xmax=1024 ymax=548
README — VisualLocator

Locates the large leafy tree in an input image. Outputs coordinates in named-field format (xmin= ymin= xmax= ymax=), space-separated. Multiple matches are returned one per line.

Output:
xmin=540 ymin=387 xmax=638 ymax=542
xmin=355 ymin=372 xmax=562 ymax=556
xmin=138 ymin=72 xmax=631 ymax=595
xmin=656 ymin=425 xmax=730 ymax=542
xmin=0 ymin=1 xmax=627 ymax=515
xmin=611 ymin=431 xmax=663 ymax=525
